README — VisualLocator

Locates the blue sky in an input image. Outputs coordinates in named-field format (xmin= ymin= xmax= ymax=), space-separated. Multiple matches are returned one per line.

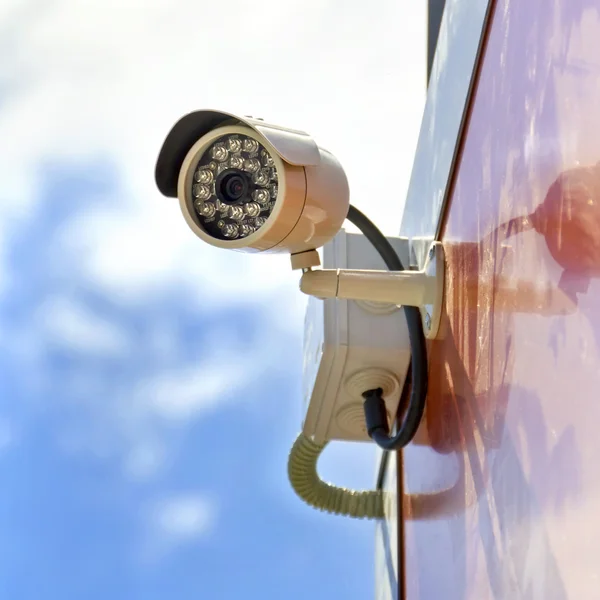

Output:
xmin=0 ymin=2 xmax=425 ymax=598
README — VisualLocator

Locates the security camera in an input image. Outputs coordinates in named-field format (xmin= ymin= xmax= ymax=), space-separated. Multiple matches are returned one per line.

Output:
xmin=154 ymin=108 xmax=445 ymax=337
xmin=154 ymin=109 xmax=447 ymax=519
xmin=155 ymin=109 xmax=350 ymax=269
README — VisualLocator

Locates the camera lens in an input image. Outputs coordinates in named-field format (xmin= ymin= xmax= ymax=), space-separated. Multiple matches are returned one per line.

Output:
xmin=217 ymin=170 xmax=249 ymax=204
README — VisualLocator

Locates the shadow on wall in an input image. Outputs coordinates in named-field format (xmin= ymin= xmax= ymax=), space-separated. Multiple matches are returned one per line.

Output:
xmin=407 ymin=159 xmax=600 ymax=598
xmin=482 ymin=161 xmax=600 ymax=304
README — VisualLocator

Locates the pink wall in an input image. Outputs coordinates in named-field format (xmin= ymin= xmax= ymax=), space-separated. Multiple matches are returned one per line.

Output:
xmin=402 ymin=0 xmax=600 ymax=597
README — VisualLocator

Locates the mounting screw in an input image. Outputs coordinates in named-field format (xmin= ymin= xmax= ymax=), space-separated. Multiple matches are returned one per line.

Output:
xmin=424 ymin=312 xmax=432 ymax=331
xmin=428 ymin=246 xmax=435 ymax=261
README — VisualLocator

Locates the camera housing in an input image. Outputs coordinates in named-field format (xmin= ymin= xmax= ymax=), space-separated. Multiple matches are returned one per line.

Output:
xmin=155 ymin=110 xmax=350 ymax=263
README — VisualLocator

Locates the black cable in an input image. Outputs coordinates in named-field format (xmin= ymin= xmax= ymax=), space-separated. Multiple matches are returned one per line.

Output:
xmin=345 ymin=204 xmax=428 ymax=450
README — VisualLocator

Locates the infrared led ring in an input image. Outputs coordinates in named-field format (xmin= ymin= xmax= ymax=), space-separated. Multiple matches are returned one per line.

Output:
xmin=191 ymin=132 xmax=279 ymax=241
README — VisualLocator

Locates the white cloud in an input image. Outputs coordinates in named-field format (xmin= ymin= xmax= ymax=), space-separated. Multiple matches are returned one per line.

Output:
xmin=152 ymin=493 xmax=215 ymax=540
xmin=0 ymin=0 xmax=426 ymax=302
xmin=0 ymin=265 xmax=296 ymax=481
xmin=0 ymin=417 xmax=15 ymax=452
xmin=55 ymin=201 xmax=302 ymax=310
xmin=137 ymin=491 xmax=216 ymax=562
xmin=34 ymin=295 xmax=130 ymax=355
xmin=137 ymin=363 xmax=250 ymax=421
xmin=131 ymin=314 xmax=293 ymax=422
xmin=124 ymin=440 xmax=168 ymax=481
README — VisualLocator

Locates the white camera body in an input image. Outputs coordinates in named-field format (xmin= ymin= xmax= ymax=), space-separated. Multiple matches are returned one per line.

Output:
xmin=155 ymin=110 xmax=349 ymax=265
xmin=302 ymin=229 xmax=412 ymax=444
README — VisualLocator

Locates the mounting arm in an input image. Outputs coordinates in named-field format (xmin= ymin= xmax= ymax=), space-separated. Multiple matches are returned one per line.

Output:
xmin=300 ymin=242 xmax=445 ymax=339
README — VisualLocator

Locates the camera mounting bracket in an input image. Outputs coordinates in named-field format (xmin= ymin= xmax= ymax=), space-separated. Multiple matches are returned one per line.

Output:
xmin=300 ymin=242 xmax=445 ymax=339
